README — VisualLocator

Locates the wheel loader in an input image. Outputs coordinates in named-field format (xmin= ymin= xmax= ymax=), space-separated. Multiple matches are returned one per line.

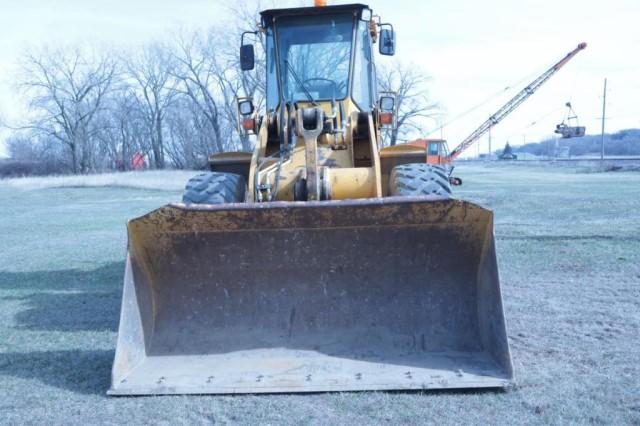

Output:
xmin=109 ymin=3 xmax=513 ymax=395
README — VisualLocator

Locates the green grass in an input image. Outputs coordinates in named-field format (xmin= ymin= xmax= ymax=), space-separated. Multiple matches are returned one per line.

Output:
xmin=1 ymin=165 xmax=639 ymax=425
xmin=3 ymin=170 xmax=197 ymax=191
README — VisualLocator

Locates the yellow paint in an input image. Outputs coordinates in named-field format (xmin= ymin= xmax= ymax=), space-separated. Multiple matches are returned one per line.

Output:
xmin=326 ymin=168 xmax=376 ymax=199
xmin=246 ymin=96 xmax=403 ymax=201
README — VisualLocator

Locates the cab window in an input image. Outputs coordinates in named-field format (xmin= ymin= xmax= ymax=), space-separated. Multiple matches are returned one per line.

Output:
xmin=352 ymin=20 xmax=374 ymax=110
xmin=428 ymin=142 xmax=440 ymax=156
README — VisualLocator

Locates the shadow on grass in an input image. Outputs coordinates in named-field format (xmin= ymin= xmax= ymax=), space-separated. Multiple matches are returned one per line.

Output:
xmin=0 ymin=349 xmax=113 ymax=396
xmin=0 ymin=262 xmax=124 ymax=291
xmin=13 ymin=291 xmax=120 ymax=332
xmin=1 ymin=262 xmax=123 ymax=332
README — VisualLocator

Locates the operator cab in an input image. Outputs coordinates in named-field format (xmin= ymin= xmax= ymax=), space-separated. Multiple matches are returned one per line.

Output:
xmin=408 ymin=138 xmax=451 ymax=165
xmin=236 ymin=3 xmax=397 ymax=170
xmin=268 ymin=12 xmax=355 ymax=107
xmin=257 ymin=4 xmax=393 ymax=113
xmin=239 ymin=4 xmax=395 ymax=121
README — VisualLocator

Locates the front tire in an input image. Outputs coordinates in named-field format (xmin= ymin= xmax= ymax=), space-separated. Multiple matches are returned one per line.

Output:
xmin=182 ymin=172 xmax=246 ymax=205
xmin=389 ymin=163 xmax=452 ymax=199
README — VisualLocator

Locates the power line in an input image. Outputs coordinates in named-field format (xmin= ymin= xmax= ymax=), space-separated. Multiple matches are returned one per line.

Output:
xmin=425 ymin=64 xmax=552 ymax=138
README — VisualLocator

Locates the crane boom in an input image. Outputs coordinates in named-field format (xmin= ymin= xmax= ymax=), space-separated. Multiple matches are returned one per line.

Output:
xmin=448 ymin=42 xmax=587 ymax=160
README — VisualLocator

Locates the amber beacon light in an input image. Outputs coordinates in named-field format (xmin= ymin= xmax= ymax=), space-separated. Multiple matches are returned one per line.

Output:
xmin=314 ymin=0 xmax=327 ymax=7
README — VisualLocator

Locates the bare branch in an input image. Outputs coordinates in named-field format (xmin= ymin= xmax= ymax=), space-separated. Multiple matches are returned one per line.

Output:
xmin=377 ymin=61 xmax=442 ymax=146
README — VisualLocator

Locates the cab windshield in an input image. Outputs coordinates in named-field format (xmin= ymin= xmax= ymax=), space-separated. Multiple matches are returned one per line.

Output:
xmin=274 ymin=14 xmax=353 ymax=104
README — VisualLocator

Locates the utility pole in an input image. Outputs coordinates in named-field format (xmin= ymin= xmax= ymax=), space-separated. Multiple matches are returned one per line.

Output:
xmin=600 ymin=78 xmax=607 ymax=161
xmin=488 ymin=128 xmax=492 ymax=160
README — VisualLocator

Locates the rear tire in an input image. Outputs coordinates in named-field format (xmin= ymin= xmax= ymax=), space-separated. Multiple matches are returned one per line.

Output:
xmin=389 ymin=163 xmax=452 ymax=199
xmin=182 ymin=172 xmax=246 ymax=204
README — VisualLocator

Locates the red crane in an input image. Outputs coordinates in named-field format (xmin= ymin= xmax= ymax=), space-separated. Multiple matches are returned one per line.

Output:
xmin=410 ymin=42 xmax=587 ymax=165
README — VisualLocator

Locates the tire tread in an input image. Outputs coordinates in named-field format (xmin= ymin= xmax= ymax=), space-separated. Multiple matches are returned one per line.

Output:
xmin=389 ymin=163 xmax=452 ymax=199
xmin=182 ymin=172 xmax=246 ymax=204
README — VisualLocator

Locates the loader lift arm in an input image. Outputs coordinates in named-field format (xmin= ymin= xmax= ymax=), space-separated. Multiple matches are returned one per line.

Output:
xmin=448 ymin=42 xmax=587 ymax=160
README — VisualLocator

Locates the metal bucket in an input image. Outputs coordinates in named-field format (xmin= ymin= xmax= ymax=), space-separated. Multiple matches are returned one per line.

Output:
xmin=108 ymin=197 xmax=513 ymax=395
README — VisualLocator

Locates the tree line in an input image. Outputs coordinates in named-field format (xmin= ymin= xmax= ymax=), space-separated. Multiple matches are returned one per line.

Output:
xmin=6 ymin=28 xmax=258 ymax=174
xmin=3 ymin=8 xmax=439 ymax=175
xmin=516 ymin=129 xmax=640 ymax=157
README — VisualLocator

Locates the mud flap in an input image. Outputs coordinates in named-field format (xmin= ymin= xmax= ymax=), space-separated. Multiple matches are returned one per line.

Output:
xmin=108 ymin=197 xmax=513 ymax=395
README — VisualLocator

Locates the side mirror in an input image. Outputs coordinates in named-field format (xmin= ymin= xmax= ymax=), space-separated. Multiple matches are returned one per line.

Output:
xmin=237 ymin=97 xmax=256 ymax=135
xmin=379 ymin=27 xmax=396 ymax=56
xmin=378 ymin=92 xmax=397 ymax=129
xmin=238 ymin=99 xmax=254 ymax=116
xmin=240 ymin=44 xmax=255 ymax=71
xmin=379 ymin=96 xmax=395 ymax=112
xmin=360 ymin=8 xmax=372 ymax=21
xmin=240 ymin=31 xmax=257 ymax=71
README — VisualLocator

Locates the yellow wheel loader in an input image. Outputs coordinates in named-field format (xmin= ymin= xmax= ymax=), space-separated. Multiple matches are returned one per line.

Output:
xmin=109 ymin=3 xmax=513 ymax=395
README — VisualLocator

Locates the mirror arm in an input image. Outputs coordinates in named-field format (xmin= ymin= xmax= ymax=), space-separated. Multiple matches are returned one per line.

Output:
xmin=241 ymin=31 xmax=258 ymax=45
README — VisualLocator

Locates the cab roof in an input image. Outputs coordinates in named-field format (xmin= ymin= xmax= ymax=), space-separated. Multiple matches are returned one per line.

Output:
xmin=260 ymin=3 xmax=368 ymax=26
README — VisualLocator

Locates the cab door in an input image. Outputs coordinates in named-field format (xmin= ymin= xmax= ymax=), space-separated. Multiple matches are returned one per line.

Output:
xmin=426 ymin=141 xmax=442 ymax=165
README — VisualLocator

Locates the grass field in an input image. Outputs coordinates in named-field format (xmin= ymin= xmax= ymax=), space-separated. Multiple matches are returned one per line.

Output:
xmin=1 ymin=164 xmax=639 ymax=425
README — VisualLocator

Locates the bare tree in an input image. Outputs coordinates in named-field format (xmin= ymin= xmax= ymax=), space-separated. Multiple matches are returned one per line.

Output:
xmin=377 ymin=62 xmax=440 ymax=146
xmin=205 ymin=27 xmax=257 ymax=153
xmin=164 ymin=96 xmax=207 ymax=168
xmin=171 ymin=30 xmax=232 ymax=155
xmin=125 ymin=43 xmax=177 ymax=169
xmin=5 ymin=1 xmax=445 ymax=174
xmin=17 ymin=47 xmax=116 ymax=173
xmin=171 ymin=17 xmax=265 ymax=155
xmin=5 ymin=131 xmax=67 ymax=175
xmin=6 ymin=133 xmax=39 ymax=161
xmin=94 ymin=89 xmax=147 ymax=170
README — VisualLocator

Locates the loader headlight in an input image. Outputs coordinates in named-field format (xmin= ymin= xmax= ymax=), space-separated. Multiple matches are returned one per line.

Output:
xmin=236 ymin=97 xmax=256 ymax=135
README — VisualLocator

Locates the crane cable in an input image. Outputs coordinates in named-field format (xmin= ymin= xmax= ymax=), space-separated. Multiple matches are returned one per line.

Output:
xmin=503 ymin=106 xmax=564 ymax=141
xmin=424 ymin=53 xmax=570 ymax=138
xmin=560 ymin=52 xmax=583 ymax=127
xmin=425 ymin=70 xmax=541 ymax=137
xmin=508 ymin=48 xmax=587 ymax=142
xmin=503 ymin=56 xmax=586 ymax=143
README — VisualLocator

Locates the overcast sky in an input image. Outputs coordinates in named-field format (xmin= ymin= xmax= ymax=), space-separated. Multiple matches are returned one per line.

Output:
xmin=1 ymin=0 xmax=638 ymax=157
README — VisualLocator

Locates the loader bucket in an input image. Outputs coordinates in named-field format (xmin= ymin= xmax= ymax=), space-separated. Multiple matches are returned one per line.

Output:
xmin=108 ymin=197 xmax=513 ymax=395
